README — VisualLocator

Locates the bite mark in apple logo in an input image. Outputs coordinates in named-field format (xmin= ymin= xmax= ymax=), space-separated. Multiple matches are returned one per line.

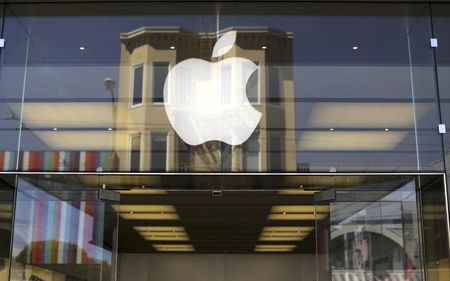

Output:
xmin=163 ymin=30 xmax=262 ymax=146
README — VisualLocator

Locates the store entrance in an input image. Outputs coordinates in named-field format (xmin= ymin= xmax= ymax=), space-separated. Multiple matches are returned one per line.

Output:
xmin=4 ymin=174 xmax=450 ymax=281
xmin=315 ymin=176 xmax=448 ymax=281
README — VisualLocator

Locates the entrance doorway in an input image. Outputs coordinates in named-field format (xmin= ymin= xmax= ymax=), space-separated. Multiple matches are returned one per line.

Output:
xmin=3 ymin=174 xmax=450 ymax=281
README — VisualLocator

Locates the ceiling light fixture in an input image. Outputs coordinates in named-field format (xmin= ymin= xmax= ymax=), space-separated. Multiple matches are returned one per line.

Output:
xmin=352 ymin=46 xmax=358 ymax=50
xmin=120 ymin=213 xmax=179 ymax=220
xmin=118 ymin=205 xmax=179 ymax=220
xmin=153 ymin=244 xmax=194 ymax=252
xmin=79 ymin=46 xmax=85 ymax=50
xmin=258 ymin=226 xmax=314 ymax=242
xmin=268 ymin=205 xmax=329 ymax=220
xmin=254 ymin=245 xmax=296 ymax=252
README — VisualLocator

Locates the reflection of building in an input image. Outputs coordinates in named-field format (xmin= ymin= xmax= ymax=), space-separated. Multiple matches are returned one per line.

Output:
xmin=116 ymin=27 xmax=296 ymax=172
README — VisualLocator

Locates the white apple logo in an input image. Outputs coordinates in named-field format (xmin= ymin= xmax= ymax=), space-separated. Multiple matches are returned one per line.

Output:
xmin=163 ymin=31 xmax=262 ymax=146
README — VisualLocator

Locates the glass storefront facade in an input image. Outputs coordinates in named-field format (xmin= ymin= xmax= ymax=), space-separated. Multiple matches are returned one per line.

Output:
xmin=0 ymin=2 xmax=448 ymax=173
xmin=0 ymin=1 xmax=449 ymax=281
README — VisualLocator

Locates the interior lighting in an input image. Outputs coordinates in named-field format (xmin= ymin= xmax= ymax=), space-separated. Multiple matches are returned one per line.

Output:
xmin=254 ymin=245 xmax=296 ymax=252
xmin=153 ymin=244 xmax=194 ymax=252
xmin=268 ymin=205 xmax=329 ymax=220
xmin=118 ymin=205 xmax=179 ymax=220
xmin=258 ymin=226 xmax=314 ymax=242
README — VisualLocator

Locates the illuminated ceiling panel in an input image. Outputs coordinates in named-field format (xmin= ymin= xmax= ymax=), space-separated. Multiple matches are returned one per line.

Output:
xmin=120 ymin=213 xmax=179 ymax=220
xmin=262 ymin=226 xmax=315 ymax=233
xmin=297 ymin=102 xmax=431 ymax=151
xmin=298 ymin=131 xmax=408 ymax=151
xmin=271 ymin=205 xmax=329 ymax=213
xmin=34 ymin=131 xmax=114 ymax=150
xmin=119 ymin=205 xmax=176 ymax=213
xmin=268 ymin=205 xmax=329 ymax=220
xmin=118 ymin=205 xmax=179 ymax=220
xmin=133 ymin=226 xmax=190 ymax=241
xmin=259 ymin=236 xmax=305 ymax=241
xmin=306 ymin=102 xmax=429 ymax=128
xmin=134 ymin=226 xmax=185 ymax=232
xmin=268 ymin=213 xmax=327 ymax=220
xmin=254 ymin=245 xmax=296 ymax=252
xmin=13 ymin=102 xmax=113 ymax=128
xmin=152 ymin=244 xmax=194 ymax=252
xmin=259 ymin=226 xmax=314 ymax=242
xmin=143 ymin=235 xmax=189 ymax=241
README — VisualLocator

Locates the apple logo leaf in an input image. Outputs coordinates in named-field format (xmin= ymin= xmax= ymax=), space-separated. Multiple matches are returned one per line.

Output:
xmin=212 ymin=31 xmax=237 ymax=58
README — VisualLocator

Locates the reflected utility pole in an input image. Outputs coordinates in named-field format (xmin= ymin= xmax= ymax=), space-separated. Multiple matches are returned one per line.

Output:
xmin=104 ymin=78 xmax=117 ymax=170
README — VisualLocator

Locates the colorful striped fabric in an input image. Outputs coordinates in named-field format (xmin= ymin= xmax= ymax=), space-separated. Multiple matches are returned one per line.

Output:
xmin=0 ymin=151 xmax=16 ymax=171
xmin=30 ymin=200 xmax=105 ymax=265
xmin=0 ymin=151 xmax=119 ymax=171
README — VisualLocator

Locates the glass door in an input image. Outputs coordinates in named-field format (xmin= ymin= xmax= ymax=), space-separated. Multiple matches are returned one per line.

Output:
xmin=8 ymin=176 xmax=120 ymax=281
xmin=315 ymin=177 xmax=425 ymax=281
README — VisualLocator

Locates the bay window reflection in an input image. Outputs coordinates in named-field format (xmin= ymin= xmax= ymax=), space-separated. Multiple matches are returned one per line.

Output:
xmin=150 ymin=132 xmax=168 ymax=172
xmin=242 ymin=131 xmax=260 ymax=171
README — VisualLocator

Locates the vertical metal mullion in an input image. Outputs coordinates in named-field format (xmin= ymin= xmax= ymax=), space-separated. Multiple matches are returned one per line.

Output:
xmin=415 ymin=176 xmax=428 ymax=281
xmin=7 ymin=174 xmax=18 ymax=281
xmin=428 ymin=4 xmax=450 ymax=272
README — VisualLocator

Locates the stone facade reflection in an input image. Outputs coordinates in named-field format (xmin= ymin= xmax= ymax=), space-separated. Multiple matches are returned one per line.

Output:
xmin=116 ymin=27 xmax=297 ymax=172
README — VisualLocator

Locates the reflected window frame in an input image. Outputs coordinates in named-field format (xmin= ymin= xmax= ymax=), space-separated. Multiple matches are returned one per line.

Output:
xmin=176 ymin=136 xmax=192 ymax=172
xmin=129 ymin=133 xmax=142 ymax=171
xmin=152 ymin=61 xmax=170 ymax=105
xmin=150 ymin=131 xmax=169 ymax=172
xmin=242 ymin=130 xmax=261 ymax=172
xmin=130 ymin=63 xmax=145 ymax=108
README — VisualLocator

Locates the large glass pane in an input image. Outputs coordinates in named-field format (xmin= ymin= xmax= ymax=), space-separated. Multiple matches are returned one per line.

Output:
xmin=0 ymin=175 xmax=15 ymax=281
xmin=221 ymin=3 xmax=443 ymax=172
xmin=419 ymin=175 xmax=450 ymax=281
xmin=407 ymin=6 xmax=444 ymax=172
xmin=2 ymin=2 xmax=444 ymax=172
xmin=0 ymin=5 xmax=27 ymax=172
xmin=9 ymin=176 xmax=119 ymax=281
xmin=431 ymin=6 xmax=450 ymax=253
xmin=315 ymin=175 xmax=450 ymax=281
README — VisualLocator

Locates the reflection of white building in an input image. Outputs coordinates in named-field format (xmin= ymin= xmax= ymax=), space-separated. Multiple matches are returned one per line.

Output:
xmin=116 ymin=27 xmax=297 ymax=172
xmin=329 ymin=182 xmax=421 ymax=281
